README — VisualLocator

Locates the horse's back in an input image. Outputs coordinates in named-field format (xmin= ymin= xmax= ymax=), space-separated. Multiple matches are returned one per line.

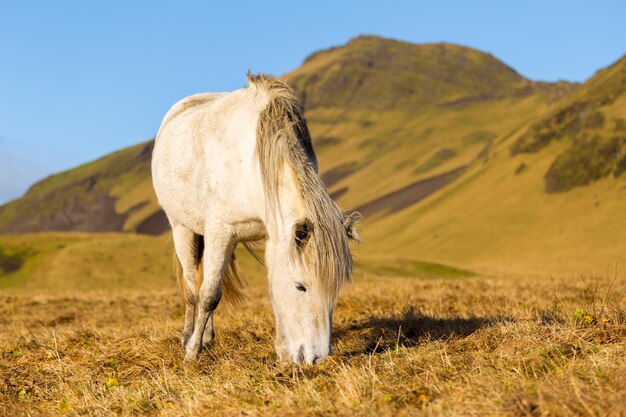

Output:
xmin=158 ymin=92 xmax=230 ymax=133
xmin=152 ymin=88 xmax=265 ymax=233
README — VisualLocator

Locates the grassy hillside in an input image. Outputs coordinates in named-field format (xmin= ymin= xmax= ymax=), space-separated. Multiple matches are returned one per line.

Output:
xmin=285 ymin=36 xmax=576 ymax=210
xmin=2 ymin=35 xmax=626 ymax=277
xmin=356 ymin=50 xmax=626 ymax=276
xmin=0 ymin=141 xmax=164 ymax=235
xmin=512 ymin=54 xmax=626 ymax=192
xmin=0 ymin=233 xmax=173 ymax=291
xmin=0 ymin=36 xmax=572 ymax=235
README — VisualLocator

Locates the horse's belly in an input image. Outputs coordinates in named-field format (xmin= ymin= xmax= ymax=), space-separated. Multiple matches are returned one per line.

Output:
xmin=153 ymin=157 xmax=263 ymax=235
xmin=153 ymin=177 xmax=205 ymax=234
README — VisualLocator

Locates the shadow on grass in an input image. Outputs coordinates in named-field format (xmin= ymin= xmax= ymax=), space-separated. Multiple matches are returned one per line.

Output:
xmin=335 ymin=306 xmax=514 ymax=356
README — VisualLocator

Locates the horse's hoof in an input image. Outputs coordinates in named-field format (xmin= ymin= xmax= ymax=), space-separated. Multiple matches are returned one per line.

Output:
xmin=184 ymin=341 xmax=203 ymax=361
xmin=184 ymin=348 xmax=200 ymax=361
xmin=202 ymin=330 xmax=215 ymax=348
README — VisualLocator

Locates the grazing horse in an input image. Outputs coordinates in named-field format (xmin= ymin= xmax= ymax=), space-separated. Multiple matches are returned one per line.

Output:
xmin=152 ymin=73 xmax=359 ymax=364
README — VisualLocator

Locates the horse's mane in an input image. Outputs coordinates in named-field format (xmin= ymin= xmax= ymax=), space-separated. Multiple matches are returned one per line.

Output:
xmin=248 ymin=72 xmax=352 ymax=300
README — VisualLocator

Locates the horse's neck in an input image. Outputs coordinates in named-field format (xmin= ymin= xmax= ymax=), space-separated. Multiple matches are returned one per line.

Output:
xmin=263 ymin=162 xmax=307 ymax=240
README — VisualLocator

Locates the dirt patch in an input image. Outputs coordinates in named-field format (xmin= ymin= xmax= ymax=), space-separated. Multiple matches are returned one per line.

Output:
xmin=136 ymin=210 xmax=169 ymax=235
xmin=357 ymin=165 xmax=467 ymax=216
xmin=329 ymin=187 xmax=349 ymax=200
xmin=0 ymin=193 xmax=127 ymax=234
xmin=314 ymin=136 xmax=340 ymax=150
xmin=321 ymin=161 xmax=361 ymax=188
xmin=53 ymin=194 xmax=128 ymax=232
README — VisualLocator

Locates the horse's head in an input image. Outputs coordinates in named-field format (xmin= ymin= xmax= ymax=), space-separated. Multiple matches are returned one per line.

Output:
xmin=250 ymin=72 xmax=362 ymax=364
xmin=265 ymin=212 xmax=360 ymax=364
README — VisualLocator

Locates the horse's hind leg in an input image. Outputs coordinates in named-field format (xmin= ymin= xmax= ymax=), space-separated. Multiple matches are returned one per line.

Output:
xmin=190 ymin=237 xmax=216 ymax=348
xmin=202 ymin=315 xmax=215 ymax=347
xmin=171 ymin=222 xmax=200 ymax=349
xmin=184 ymin=224 xmax=232 ymax=361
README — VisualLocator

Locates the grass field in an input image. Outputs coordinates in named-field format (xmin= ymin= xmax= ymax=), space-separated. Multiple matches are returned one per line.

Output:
xmin=1 ymin=235 xmax=625 ymax=416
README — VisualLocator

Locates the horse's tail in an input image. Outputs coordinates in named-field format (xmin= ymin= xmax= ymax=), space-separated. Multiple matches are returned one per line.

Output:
xmin=174 ymin=237 xmax=245 ymax=306
xmin=219 ymin=249 xmax=246 ymax=304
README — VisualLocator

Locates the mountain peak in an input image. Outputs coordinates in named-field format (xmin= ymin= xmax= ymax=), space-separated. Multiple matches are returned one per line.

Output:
xmin=288 ymin=36 xmax=529 ymax=111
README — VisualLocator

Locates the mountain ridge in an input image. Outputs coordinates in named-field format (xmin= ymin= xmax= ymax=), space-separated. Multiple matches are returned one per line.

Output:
xmin=2 ymin=35 xmax=626 ymax=275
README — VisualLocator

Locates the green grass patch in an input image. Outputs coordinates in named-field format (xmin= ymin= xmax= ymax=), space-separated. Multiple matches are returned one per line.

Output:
xmin=358 ymin=258 xmax=474 ymax=279
xmin=0 ymin=233 xmax=174 ymax=292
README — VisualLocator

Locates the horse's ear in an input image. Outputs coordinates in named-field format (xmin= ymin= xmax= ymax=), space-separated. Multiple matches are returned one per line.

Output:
xmin=342 ymin=211 xmax=362 ymax=243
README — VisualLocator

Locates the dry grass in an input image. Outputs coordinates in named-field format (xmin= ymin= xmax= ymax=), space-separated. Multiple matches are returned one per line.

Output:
xmin=1 ymin=269 xmax=625 ymax=416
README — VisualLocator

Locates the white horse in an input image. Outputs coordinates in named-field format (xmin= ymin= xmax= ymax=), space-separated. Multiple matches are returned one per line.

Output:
xmin=152 ymin=73 xmax=359 ymax=364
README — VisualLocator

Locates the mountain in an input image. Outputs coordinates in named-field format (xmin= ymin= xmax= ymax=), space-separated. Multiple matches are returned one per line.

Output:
xmin=284 ymin=36 xmax=576 ymax=211
xmin=289 ymin=35 xmax=530 ymax=111
xmin=3 ymin=35 xmax=626 ymax=275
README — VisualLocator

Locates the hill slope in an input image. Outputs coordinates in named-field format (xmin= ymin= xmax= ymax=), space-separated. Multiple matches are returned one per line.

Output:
xmin=288 ymin=35 xmax=531 ymax=111
xmin=4 ymin=35 xmax=626 ymax=275
xmin=360 ymin=49 xmax=626 ymax=275
xmin=512 ymin=54 xmax=626 ymax=192
xmin=0 ymin=141 xmax=165 ymax=235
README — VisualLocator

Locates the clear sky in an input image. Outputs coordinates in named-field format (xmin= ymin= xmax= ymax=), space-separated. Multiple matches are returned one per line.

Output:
xmin=1 ymin=0 xmax=625 ymax=204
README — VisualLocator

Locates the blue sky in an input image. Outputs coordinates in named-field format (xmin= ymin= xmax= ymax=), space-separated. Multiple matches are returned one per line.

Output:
xmin=1 ymin=1 xmax=625 ymax=203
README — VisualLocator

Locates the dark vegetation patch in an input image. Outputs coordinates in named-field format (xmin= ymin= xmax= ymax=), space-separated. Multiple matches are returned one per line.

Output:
xmin=438 ymin=94 xmax=494 ymax=108
xmin=0 ymin=247 xmax=29 ymax=274
xmin=510 ymin=61 xmax=626 ymax=192
xmin=463 ymin=130 xmax=496 ymax=145
xmin=614 ymin=150 xmax=626 ymax=178
xmin=357 ymin=165 xmax=467 ymax=216
xmin=359 ymin=119 xmax=373 ymax=128
xmin=414 ymin=148 xmax=457 ymax=174
xmin=545 ymin=135 xmax=626 ymax=193
xmin=512 ymin=56 xmax=626 ymax=157
xmin=476 ymin=139 xmax=493 ymax=160
xmin=515 ymin=163 xmax=527 ymax=175
xmin=511 ymin=103 xmax=604 ymax=154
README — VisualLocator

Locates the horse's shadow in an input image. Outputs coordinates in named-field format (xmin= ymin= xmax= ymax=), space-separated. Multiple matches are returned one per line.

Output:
xmin=334 ymin=306 xmax=513 ymax=356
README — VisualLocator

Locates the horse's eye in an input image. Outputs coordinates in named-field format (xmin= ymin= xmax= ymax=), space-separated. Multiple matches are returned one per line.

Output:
xmin=296 ymin=283 xmax=307 ymax=292
xmin=294 ymin=219 xmax=312 ymax=249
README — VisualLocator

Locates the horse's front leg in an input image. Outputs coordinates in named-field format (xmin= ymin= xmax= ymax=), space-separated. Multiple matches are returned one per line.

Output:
xmin=184 ymin=225 xmax=233 ymax=361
